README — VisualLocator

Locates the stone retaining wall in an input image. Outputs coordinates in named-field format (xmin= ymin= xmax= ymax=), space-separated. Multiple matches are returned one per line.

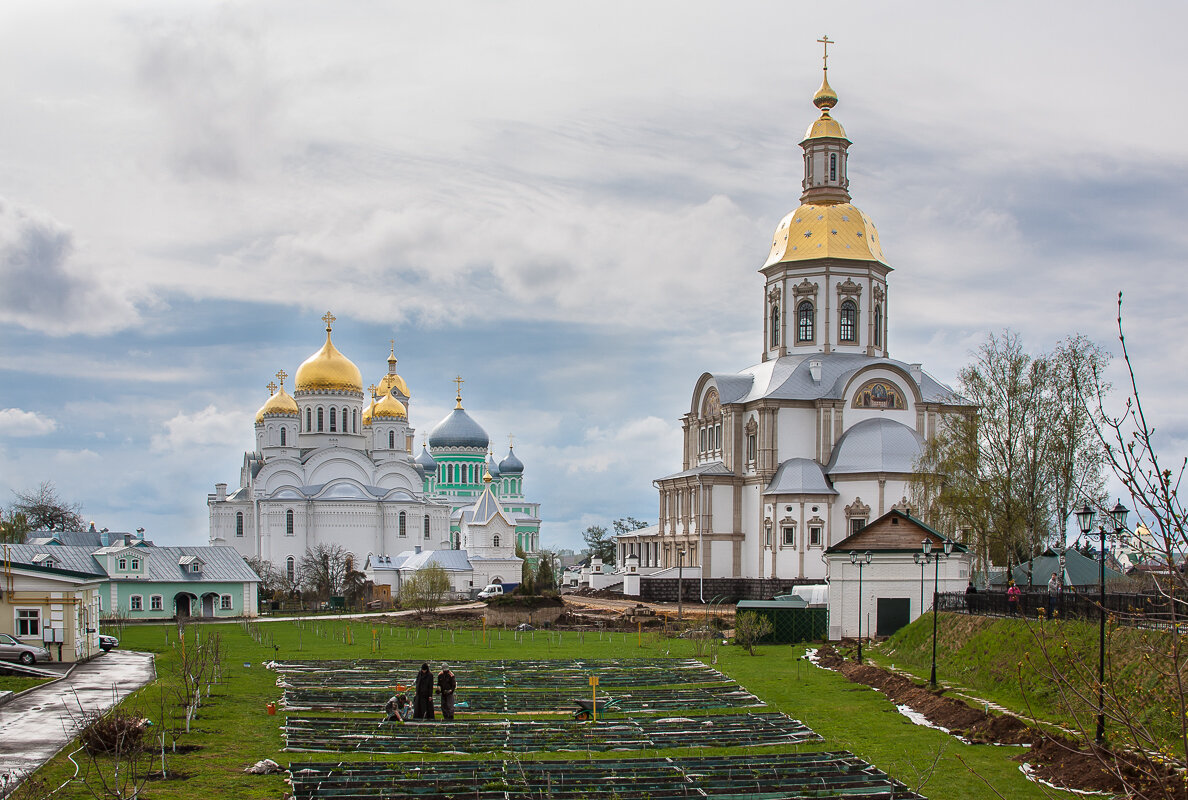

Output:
xmin=639 ymin=577 xmax=822 ymax=603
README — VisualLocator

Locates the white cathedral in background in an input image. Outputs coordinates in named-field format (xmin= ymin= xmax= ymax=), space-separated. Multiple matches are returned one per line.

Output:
xmin=208 ymin=314 xmax=526 ymax=594
xmin=616 ymin=54 xmax=972 ymax=582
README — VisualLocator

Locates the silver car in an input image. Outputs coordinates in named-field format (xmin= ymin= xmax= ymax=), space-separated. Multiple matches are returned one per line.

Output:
xmin=0 ymin=633 xmax=51 ymax=665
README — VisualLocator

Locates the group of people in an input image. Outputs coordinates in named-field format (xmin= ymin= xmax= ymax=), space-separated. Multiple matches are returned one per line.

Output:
xmin=384 ymin=663 xmax=457 ymax=722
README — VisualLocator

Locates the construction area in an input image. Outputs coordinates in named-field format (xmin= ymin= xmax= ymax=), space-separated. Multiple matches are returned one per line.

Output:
xmin=275 ymin=658 xmax=923 ymax=799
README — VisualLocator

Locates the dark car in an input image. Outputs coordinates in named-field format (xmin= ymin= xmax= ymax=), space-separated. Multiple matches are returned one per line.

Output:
xmin=98 ymin=634 xmax=119 ymax=653
xmin=0 ymin=633 xmax=51 ymax=665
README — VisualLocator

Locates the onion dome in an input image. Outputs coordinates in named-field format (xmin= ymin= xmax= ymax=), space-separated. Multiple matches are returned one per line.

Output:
xmin=372 ymin=393 xmax=407 ymax=420
xmin=498 ymin=446 xmax=524 ymax=475
xmin=764 ymin=203 xmax=886 ymax=266
xmin=294 ymin=313 xmax=363 ymax=393
xmin=376 ymin=344 xmax=410 ymax=399
xmin=362 ymin=397 xmax=375 ymax=427
xmin=415 ymin=443 xmax=438 ymax=475
xmin=255 ymin=374 xmax=299 ymax=423
xmin=428 ymin=387 xmax=489 ymax=450
xmin=486 ymin=451 xmax=501 ymax=479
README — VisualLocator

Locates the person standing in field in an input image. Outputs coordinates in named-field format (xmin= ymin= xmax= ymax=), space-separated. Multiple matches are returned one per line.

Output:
xmin=437 ymin=664 xmax=457 ymax=720
xmin=414 ymin=663 xmax=435 ymax=720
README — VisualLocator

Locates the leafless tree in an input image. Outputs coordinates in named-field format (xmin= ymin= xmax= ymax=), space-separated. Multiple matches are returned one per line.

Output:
xmin=298 ymin=542 xmax=354 ymax=601
xmin=8 ymin=481 xmax=84 ymax=532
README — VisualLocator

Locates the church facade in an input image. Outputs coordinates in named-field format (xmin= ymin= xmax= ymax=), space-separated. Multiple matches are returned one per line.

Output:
xmin=208 ymin=315 xmax=539 ymax=590
xmin=616 ymin=59 xmax=971 ymax=583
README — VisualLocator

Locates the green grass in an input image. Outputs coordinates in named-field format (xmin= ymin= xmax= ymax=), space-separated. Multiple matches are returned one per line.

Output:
xmin=0 ymin=675 xmax=52 ymax=693
xmin=872 ymin=611 xmax=1186 ymax=755
xmin=19 ymin=617 xmax=1084 ymax=799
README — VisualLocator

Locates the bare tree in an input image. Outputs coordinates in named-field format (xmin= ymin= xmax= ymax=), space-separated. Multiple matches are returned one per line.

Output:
xmin=298 ymin=542 xmax=353 ymax=601
xmin=8 ymin=481 xmax=84 ymax=532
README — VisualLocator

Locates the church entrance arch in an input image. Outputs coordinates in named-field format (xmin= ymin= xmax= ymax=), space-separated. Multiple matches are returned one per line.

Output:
xmin=201 ymin=593 xmax=218 ymax=617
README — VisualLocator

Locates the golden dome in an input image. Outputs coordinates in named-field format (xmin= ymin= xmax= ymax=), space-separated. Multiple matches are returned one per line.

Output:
xmin=372 ymin=393 xmax=407 ymax=420
xmin=376 ymin=345 xmax=410 ymax=399
xmin=802 ymin=110 xmax=848 ymax=142
xmin=255 ymin=386 xmax=299 ymax=423
xmin=813 ymin=72 xmax=838 ymax=111
xmin=764 ymin=203 xmax=888 ymax=267
xmin=294 ymin=318 xmax=363 ymax=393
xmin=362 ymin=397 xmax=375 ymax=426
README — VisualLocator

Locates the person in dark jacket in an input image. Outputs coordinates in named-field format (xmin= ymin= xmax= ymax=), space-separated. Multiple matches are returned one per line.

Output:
xmin=413 ymin=663 xmax=435 ymax=720
xmin=437 ymin=664 xmax=457 ymax=720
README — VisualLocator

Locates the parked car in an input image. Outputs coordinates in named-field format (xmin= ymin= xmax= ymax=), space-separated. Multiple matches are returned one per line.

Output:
xmin=98 ymin=634 xmax=119 ymax=653
xmin=0 ymin=633 xmax=51 ymax=665
xmin=477 ymin=583 xmax=504 ymax=600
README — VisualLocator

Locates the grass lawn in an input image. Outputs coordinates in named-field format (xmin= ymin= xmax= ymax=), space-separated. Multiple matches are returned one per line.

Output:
xmin=0 ymin=675 xmax=52 ymax=694
xmin=20 ymin=617 xmax=1081 ymax=799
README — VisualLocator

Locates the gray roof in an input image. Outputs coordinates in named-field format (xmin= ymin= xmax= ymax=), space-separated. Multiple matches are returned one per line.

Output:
xmin=710 ymin=353 xmax=966 ymax=406
xmin=498 ymin=447 xmax=524 ymax=475
xmin=375 ymin=549 xmax=473 ymax=573
xmin=414 ymin=444 xmax=439 ymax=474
xmin=1011 ymin=548 xmax=1125 ymax=587
xmin=659 ymin=461 xmax=734 ymax=481
xmin=469 ymin=487 xmax=513 ymax=526
xmin=428 ymin=407 xmax=489 ymax=450
xmin=764 ymin=459 xmax=837 ymax=495
xmin=0 ymin=544 xmax=260 ymax=583
xmin=825 ymin=418 xmax=924 ymax=476
xmin=486 ymin=453 xmax=502 ymax=478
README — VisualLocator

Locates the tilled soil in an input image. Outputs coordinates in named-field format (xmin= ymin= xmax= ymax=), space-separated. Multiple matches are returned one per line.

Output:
xmin=815 ymin=645 xmax=1185 ymax=798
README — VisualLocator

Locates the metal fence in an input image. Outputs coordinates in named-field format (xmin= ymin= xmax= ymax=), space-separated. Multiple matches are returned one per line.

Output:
xmin=937 ymin=590 xmax=1184 ymax=629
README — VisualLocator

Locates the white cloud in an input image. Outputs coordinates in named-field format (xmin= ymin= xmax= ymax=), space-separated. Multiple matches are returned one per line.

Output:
xmin=151 ymin=405 xmax=248 ymax=454
xmin=0 ymin=408 xmax=58 ymax=437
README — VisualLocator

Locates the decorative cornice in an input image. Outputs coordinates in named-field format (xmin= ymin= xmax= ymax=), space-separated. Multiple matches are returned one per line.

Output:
xmin=891 ymin=496 xmax=912 ymax=515
xmin=836 ymin=278 xmax=862 ymax=297
xmin=767 ymin=284 xmax=782 ymax=303
xmin=793 ymin=279 xmax=819 ymax=298
xmin=873 ymin=283 xmax=885 ymax=301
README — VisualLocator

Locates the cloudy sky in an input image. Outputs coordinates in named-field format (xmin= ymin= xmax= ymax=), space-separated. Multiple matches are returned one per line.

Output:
xmin=2 ymin=2 xmax=1185 ymax=549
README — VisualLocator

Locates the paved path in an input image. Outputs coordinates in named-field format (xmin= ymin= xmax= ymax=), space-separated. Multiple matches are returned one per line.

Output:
xmin=0 ymin=651 xmax=155 ymax=784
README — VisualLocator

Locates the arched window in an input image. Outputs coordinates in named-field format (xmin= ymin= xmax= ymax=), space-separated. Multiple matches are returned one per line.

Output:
xmin=306 ymin=408 xmax=312 ymax=431
xmin=797 ymin=301 xmax=815 ymax=342
xmin=424 ymin=516 xmax=431 ymax=540
xmin=280 ymin=427 xmax=287 ymax=446
xmin=235 ymin=512 xmax=243 ymax=537
xmin=317 ymin=407 xmax=324 ymax=432
xmin=285 ymin=509 xmax=294 ymax=536
xmin=399 ymin=511 xmax=407 ymax=537
xmin=493 ymin=535 xmax=500 ymax=548
xmin=829 ymin=153 xmax=837 ymax=181
xmin=840 ymin=299 xmax=857 ymax=343
xmin=329 ymin=407 xmax=336 ymax=432
xmin=447 ymin=464 xmax=454 ymax=483
xmin=353 ymin=409 xmax=358 ymax=432
xmin=770 ymin=304 xmax=780 ymax=348
xmin=342 ymin=408 xmax=348 ymax=432
xmin=286 ymin=556 xmax=295 ymax=581
xmin=874 ymin=304 xmax=883 ymax=347
xmin=467 ymin=464 xmax=473 ymax=484
xmin=386 ymin=430 xmax=393 ymax=449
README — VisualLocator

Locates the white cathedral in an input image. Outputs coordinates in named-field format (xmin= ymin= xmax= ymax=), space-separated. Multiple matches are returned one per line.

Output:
xmin=616 ymin=58 xmax=971 ymax=583
xmin=208 ymin=315 xmax=533 ymax=596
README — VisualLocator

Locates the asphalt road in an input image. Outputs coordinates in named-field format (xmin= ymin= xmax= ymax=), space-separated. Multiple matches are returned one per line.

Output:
xmin=0 ymin=650 xmax=155 ymax=785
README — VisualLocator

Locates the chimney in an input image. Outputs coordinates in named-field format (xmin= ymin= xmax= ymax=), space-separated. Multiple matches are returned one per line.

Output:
xmin=414 ymin=545 xmax=422 ymax=554
xmin=909 ymin=363 xmax=923 ymax=384
xmin=89 ymin=521 xmax=97 ymax=532
xmin=809 ymin=359 xmax=822 ymax=383
xmin=123 ymin=533 xmax=132 ymax=546
xmin=215 ymin=483 xmax=227 ymax=501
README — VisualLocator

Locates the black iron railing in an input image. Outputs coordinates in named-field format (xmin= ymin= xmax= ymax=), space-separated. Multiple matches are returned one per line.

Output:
xmin=938 ymin=590 xmax=1185 ymax=629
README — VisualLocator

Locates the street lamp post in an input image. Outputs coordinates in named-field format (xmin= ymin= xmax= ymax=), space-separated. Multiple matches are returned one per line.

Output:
xmin=677 ymin=549 xmax=685 ymax=621
xmin=921 ymin=536 xmax=954 ymax=688
xmin=849 ymin=551 xmax=872 ymax=663
xmin=912 ymin=552 xmax=926 ymax=617
xmin=1076 ymin=501 xmax=1128 ymax=744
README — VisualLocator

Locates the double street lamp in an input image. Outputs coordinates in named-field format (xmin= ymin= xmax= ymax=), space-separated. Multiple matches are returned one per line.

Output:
xmin=921 ymin=537 xmax=954 ymax=688
xmin=1075 ymin=500 xmax=1129 ymax=744
xmin=849 ymin=550 xmax=872 ymax=663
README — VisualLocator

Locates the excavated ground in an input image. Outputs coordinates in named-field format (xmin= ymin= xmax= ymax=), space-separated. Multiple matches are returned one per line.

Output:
xmin=816 ymin=645 xmax=1185 ymax=798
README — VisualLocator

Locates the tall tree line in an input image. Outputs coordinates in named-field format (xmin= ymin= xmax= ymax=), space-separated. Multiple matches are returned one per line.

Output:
xmin=911 ymin=331 xmax=1109 ymax=576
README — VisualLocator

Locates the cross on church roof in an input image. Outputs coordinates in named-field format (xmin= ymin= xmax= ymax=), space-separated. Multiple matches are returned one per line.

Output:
xmin=817 ymin=35 xmax=834 ymax=70
xmin=266 ymin=381 xmax=278 ymax=395
xmin=454 ymin=375 xmax=465 ymax=409
xmin=275 ymin=369 xmax=287 ymax=389
xmin=322 ymin=311 xmax=336 ymax=330
xmin=508 ymin=433 xmax=515 ymax=449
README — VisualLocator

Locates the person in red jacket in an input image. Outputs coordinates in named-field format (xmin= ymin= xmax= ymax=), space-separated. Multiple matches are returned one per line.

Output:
xmin=1006 ymin=580 xmax=1021 ymax=615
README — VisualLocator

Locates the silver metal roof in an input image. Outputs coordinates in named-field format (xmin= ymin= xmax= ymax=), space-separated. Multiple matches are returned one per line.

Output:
xmin=498 ymin=447 xmax=524 ymax=475
xmin=825 ymin=418 xmax=924 ymax=475
xmin=414 ymin=444 xmax=439 ymax=474
xmin=659 ymin=461 xmax=734 ymax=481
xmin=764 ymin=458 xmax=838 ymax=495
xmin=0 ymin=544 xmax=260 ymax=583
xmin=428 ymin=408 xmax=489 ymax=450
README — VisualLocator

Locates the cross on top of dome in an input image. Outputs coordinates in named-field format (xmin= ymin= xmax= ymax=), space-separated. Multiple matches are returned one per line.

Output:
xmin=321 ymin=311 xmax=336 ymax=331
xmin=275 ymin=369 xmax=288 ymax=390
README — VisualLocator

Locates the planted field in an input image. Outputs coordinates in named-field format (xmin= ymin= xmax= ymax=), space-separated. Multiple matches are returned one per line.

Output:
xmin=287 ymin=753 xmax=923 ymax=800
xmin=283 ymin=711 xmax=820 ymax=753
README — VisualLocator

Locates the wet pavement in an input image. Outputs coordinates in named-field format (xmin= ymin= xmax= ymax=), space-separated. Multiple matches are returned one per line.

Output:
xmin=0 ymin=650 xmax=155 ymax=784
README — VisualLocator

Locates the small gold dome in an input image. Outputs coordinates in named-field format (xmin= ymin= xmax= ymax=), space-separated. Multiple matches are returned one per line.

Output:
xmin=295 ymin=323 xmax=363 ymax=393
xmin=813 ymin=72 xmax=838 ymax=111
xmin=362 ymin=398 xmax=375 ymax=426
xmin=255 ymin=387 xmax=299 ymax=423
xmin=372 ymin=393 xmax=408 ymax=420
xmin=802 ymin=110 xmax=848 ymax=142
xmin=376 ymin=346 xmax=410 ymax=399
xmin=764 ymin=203 xmax=888 ymax=267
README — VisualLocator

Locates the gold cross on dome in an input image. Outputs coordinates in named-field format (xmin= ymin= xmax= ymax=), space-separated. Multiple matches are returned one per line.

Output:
xmin=275 ymin=369 xmax=288 ymax=389
xmin=368 ymin=383 xmax=378 ymax=398
xmin=322 ymin=311 xmax=336 ymax=330
xmin=454 ymin=375 xmax=465 ymax=395
xmin=817 ymin=35 xmax=834 ymax=69
xmin=266 ymin=381 xmax=278 ymax=395
xmin=508 ymin=433 xmax=515 ymax=449
xmin=390 ymin=338 xmax=396 ymax=351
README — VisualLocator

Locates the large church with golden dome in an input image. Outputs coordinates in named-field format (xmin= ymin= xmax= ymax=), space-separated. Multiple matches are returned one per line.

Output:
xmin=615 ymin=51 xmax=972 ymax=588
xmin=208 ymin=313 xmax=537 ymax=596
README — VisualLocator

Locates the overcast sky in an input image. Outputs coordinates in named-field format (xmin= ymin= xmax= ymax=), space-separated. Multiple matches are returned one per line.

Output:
xmin=2 ymin=2 xmax=1185 ymax=550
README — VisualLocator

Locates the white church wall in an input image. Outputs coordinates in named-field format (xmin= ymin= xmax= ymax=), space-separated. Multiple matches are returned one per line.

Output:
xmin=826 ymin=552 xmax=971 ymax=639
xmin=711 ymin=485 xmax=733 ymax=533
xmin=776 ymin=407 xmax=817 ymax=459
xmin=307 ymin=455 xmax=372 ymax=485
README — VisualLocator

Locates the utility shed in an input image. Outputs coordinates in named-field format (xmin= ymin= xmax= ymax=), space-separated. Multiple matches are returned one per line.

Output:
xmin=736 ymin=597 xmax=828 ymax=644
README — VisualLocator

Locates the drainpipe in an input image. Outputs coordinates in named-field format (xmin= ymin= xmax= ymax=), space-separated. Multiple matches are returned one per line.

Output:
xmin=698 ymin=477 xmax=705 ymax=603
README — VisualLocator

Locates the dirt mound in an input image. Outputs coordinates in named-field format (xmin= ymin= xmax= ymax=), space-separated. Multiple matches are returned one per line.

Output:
xmin=815 ymin=645 xmax=1186 ymax=797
